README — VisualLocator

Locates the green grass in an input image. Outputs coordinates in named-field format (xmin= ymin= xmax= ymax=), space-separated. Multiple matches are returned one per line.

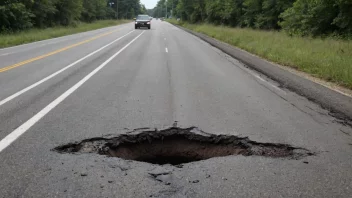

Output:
xmin=168 ymin=19 xmax=352 ymax=89
xmin=0 ymin=20 xmax=131 ymax=48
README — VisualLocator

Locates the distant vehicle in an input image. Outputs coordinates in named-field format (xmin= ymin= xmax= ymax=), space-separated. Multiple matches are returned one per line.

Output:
xmin=135 ymin=15 xmax=151 ymax=29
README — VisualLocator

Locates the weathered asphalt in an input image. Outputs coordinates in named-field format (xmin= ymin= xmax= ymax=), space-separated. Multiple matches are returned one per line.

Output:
xmin=176 ymin=25 xmax=352 ymax=122
xmin=0 ymin=20 xmax=351 ymax=197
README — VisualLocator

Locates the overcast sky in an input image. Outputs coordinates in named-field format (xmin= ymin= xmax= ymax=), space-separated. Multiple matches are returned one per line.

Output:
xmin=141 ymin=0 xmax=158 ymax=9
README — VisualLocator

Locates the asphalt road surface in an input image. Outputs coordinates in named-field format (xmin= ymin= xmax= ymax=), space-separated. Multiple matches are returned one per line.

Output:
xmin=0 ymin=20 xmax=351 ymax=198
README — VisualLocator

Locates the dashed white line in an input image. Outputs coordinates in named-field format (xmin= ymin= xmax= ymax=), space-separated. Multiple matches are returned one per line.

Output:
xmin=0 ymin=31 xmax=145 ymax=153
xmin=254 ymin=74 xmax=286 ymax=94
xmin=165 ymin=48 xmax=168 ymax=53
xmin=0 ymin=53 xmax=10 ymax=56
xmin=0 ymin=30 xmax=135 ymax=107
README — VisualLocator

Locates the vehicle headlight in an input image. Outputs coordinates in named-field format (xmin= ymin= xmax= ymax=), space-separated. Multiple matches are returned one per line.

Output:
xmin=135 ymin=22 xmax=138 ymax=24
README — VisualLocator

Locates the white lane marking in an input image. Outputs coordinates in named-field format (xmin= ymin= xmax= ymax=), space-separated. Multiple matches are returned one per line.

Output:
xmin=0 ymin=30 xmax=135 ymax=107
xmin=254 ymin=74 xmax=286 ymax=94
xmin=45 ymin=39 xmax=72 ymax=46
xmin=0 ymin=53 xmax=10 ymax=56
xmin=165 ymin=48 xmax=168 ymax=53
xmin=41 ymin=38 xmax=70 ymax=46
xmin=47 ymin=40 xmax=63 ymax=45
xmin=0 ymin=31 xmax=145 ymax=153
xmin=254 ymin=74 xmax=266 ymax=82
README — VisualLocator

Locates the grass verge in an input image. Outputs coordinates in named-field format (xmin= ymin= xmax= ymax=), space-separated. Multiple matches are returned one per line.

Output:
xmin=0 ymin=20 xmax=131 ymax=48
xmin=168 ymin=19 xmax=352 ymax=89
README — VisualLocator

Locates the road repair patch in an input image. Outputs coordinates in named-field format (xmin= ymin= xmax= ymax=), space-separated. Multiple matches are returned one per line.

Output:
xmin=53 ymin=127 xmax=313 ymax=165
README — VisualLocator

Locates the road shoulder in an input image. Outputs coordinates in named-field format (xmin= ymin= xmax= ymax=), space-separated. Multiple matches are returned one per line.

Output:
xmin=170 ymin=23 xmax=352 ymax=123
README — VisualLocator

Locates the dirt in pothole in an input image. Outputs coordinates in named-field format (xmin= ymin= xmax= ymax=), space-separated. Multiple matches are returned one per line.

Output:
xmin=53 ymin=127 xmax=313 ymax=165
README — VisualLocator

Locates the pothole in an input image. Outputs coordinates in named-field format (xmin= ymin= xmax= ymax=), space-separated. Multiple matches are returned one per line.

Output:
xmin=53 ymin=127 xmax=313 ymax=165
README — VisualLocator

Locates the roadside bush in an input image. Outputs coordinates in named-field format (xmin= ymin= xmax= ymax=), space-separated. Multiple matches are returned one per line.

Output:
xmin=156 ymin=0 xmax=351 ymax=38
xmin=0 ymin=3 xmax=34 ymax=31
xmin=0 ymin=0 xmax=146 ymax=33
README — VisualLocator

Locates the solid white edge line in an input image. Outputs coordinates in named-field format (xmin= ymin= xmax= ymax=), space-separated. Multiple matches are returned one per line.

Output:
xmin=0 ymin=30 xmax=136 ymax=107
xmin=254 ymin=74 xmax=266 ymax=82
xmin=254 ymin=74 xmax=286 ymax=94
xmin=165 ymin=48 xmax=168 ymax=53
xmin=0 ymin=31 xmax=145 ymax=153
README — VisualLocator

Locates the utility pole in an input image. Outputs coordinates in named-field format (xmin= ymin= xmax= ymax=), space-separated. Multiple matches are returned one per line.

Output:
xmin=166 ymin=0 xmax=167 ymax=18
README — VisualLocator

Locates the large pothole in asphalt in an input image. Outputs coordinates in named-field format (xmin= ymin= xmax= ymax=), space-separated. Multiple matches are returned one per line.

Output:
xmin=53 ymin=127 xmax=313 ymax=165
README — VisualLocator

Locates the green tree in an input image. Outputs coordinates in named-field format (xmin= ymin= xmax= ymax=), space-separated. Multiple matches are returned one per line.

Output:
xmin=81 ymin=0 xmax=97 ymax=22
xmin=176 ymin=0 xmax=205 ymax=22
xmin=256 ymin=0 xmax=294 ymax=29
xmin=279 ymin=0 xmax=338 ymax=36
xmin=147 ymin=8 xmax=154 ymax=16
xmin=129 ymin=7 xmax=135 ymax=18
xmin=140 ymin=4 xmax=147 ymax=14
xmin=242 ymin=0 xmax=263 ymax=28
xmin=154 ymin=0 xmax=165 ymax=18
xmin=0 ymin=2 xmax=34 ymax=31
xmin=95 ymin=0 xmax=108 ymax=19
xmin=333 ymin=0 xmax=352 ymax=35
xmin=54 ymin=0 xmax=83 ymax=25
xmin=229 ymin=0 xmax=246 ymax=27
xmin=81 ymin=0 xmax=107 ymax=22
xmin=205 ymin=0 xmax=239 ymax=25
xmin=113 ymin=0 xmax=143 ymax=19
xmin=29 ymin=0 xmax=57 ymax=27
xmin=105 ymin=6 xmax=117 ymax=19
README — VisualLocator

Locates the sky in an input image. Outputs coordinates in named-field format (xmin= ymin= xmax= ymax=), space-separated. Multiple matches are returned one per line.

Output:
xmin=141 ymin=0 xmax=158 ymax=9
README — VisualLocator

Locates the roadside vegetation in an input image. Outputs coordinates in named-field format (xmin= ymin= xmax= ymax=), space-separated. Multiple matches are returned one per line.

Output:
xmin=150 ymin=0 xmax=352 ymax=89
xmin=0 ymin=0 xmax=146 ymax=47
xmin=0 ymin=20 xmax=130 ymax=48
xmin=152 ymin=0 xmax=352 ymax=38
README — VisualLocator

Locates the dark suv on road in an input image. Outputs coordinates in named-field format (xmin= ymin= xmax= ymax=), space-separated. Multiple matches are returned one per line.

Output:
xmin=135 ymin=15 xmax=151 ymax=29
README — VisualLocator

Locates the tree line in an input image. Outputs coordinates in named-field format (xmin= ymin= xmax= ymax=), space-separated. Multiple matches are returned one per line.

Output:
xmin=152 ymin=0 xmax=352 ymax=37
xmin=0 ymin=0 xmax=147 ymax=32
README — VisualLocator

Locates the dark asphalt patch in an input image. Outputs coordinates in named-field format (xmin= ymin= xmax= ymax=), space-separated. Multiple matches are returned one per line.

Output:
xmin=53 ymin=127 xmax=313 ymax=165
